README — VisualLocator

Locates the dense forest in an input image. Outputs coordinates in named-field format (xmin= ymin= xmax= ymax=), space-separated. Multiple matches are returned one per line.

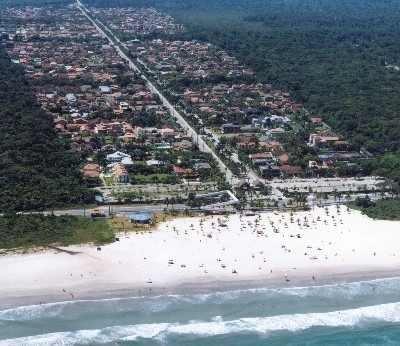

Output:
xmin=0 ymin=0 xmax=70 ymax=7
xmin=0 ymin=46 xmax=92 ymax=212
xmin=87 ymin=0 xmax=400 ymax=154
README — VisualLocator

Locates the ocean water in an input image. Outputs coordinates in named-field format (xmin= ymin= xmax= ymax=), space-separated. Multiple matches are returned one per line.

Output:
xmin=2 ymin=278 xmax=400 ymax=345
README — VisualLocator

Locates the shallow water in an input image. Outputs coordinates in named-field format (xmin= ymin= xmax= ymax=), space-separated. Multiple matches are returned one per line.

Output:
xmin=2 ymin=277 xmax=400 ymax=345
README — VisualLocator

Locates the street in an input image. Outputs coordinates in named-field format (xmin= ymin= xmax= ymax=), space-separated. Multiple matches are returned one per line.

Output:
xmin=76 ymin=0 xmax=238 ymax=187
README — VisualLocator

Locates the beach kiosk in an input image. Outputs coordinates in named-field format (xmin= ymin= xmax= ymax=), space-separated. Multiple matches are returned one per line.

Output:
xmin=127 ymin=212 xmax=154 ymax=225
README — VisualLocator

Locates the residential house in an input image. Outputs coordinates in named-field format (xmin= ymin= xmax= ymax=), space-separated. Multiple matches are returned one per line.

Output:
xmin=112 ymin=163 xmax=129 ymax=183
xmin=259 ymin=165 xmax=281 ymax=179
xmin=82 ymin=163 xmax=101 ymax=178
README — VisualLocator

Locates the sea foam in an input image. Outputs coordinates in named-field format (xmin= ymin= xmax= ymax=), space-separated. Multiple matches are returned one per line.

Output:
xmin=2 ymin=301 xmax=400 ymax=345
xmin=2 ymin=276 xmax=400 ymax=322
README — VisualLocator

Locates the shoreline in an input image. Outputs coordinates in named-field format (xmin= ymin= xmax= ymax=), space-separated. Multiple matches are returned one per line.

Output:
xmin=3 ymin=205 xmax=400 ymax=310
xmin=2 ymin=266 xmax=400 ymax=310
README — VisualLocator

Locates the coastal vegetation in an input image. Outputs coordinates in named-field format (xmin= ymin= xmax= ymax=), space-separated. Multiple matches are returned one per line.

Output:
xmin=354 ymin=197 xmax=400 ymax=221
xmin=0 ymin=46 xmax=92 ymax=213
xmin=362 ymin=153 xmax=400 ymax=183
xmin=0 ymin=214 xmax=114 ymax=250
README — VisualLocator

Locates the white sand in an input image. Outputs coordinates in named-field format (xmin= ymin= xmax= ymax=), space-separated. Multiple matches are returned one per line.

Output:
xmin=2 ymin=205 xmax=400 ymax=306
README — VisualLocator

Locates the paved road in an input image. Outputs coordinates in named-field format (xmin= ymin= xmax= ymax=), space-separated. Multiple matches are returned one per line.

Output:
xmin=76 ymin=0 xmax=238 ymax=187
xmin=46 ymin=204 xmax=188 ymax=217
xmin=76 ymin=2 xmax=386 ymax=207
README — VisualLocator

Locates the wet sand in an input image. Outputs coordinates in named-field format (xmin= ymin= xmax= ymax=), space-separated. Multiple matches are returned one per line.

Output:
xmin=2 ymin=205 xmax=400 ymax=309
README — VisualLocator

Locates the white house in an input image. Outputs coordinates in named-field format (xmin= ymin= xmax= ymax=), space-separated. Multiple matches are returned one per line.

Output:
xmin=106 ymin=151 xmax=133 ymax=165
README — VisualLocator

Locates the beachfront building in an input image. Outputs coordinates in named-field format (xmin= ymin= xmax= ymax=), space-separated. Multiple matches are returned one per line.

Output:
xmin=127 ymin=212 xmax=154 ymax=224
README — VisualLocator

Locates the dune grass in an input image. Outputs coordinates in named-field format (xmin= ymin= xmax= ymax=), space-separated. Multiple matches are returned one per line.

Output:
xmin=360 ymin=199 xmax=400 ymax=221
xmin=0 ymin=214 xmax=115 ymax=250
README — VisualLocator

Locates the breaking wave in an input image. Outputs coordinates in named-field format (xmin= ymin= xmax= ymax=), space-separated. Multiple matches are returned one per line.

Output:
xmin=2 ymin=276 xmax=400 ymax=322
xmin=2 ymin=301 xmax=400 ymax=345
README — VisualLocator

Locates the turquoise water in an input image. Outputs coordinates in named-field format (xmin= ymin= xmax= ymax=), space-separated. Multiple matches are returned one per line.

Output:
xmin=2 ymin=278 xmax=400 ymax=345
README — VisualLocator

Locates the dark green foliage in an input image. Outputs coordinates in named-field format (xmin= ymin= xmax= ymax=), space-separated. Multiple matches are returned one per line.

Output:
xmin=361 ymin=152 xmax=400 ymax=182
xmin=0 ymin=214 xmax=114 ymax=249
xmin=131 ymin=111 xmax=160 ymax=128
xmin=0 ymin=0 xmax=71 ymax=8
xmin=0 ymin=47 xmax=93 ymax=212
xmin=175 ymin=1 xmax=400 ymax=154
xmin=355 ymin=196 xmax=375 ymax=209
xmin=356 ymin=198 xmax=400 ymax=220
xmin=86 ymin=0 xmax=400 ymax=154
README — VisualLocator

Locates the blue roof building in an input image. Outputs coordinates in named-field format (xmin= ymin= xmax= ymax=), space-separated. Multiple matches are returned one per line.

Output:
xmin=127 ymin=212 xmax=154 ymax=224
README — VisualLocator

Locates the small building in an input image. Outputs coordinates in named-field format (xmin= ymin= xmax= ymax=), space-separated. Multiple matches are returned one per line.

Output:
xmin=146 ymin=159 xmax=165 ymax=167
xmin=267 ymin=127 xmax=286 ymax=138
xmin=82 ymin=163 xmax=101 ymax=178
xmin=249 ymin=152 xmax=274 ymax=161
xmin=173 ymin=140 xmax=193 ymax=151
xmin=280 ymin=165 xmax=303 ymax=178
xmin=127 ymin=212 xmax=154 ymax=224
xmin=106 ymin=151 xmax=132 ymax=163
xmin=221 ymin=123 xmax=241 ymax=134
xmin=99 ymin=85 xmax=112 ymax=93
xmin=310 ymin=117 xmax=323 ymax=125
xmin=119 ymin=101 xmax=130 ymax=111
xmin=112 ymin=163 xmax=129 ymax=183
xmin=259 ymin=165 xmax=281 ymax=179
xmin=173 ymin=165 xmax=196 ymax=177
xmin=194 ymin=162 xmax=212 ymax=173
xmin=65 ymin=93 xmax=77 ymax=104
xmin=160 ymin=128 xmax=175 ymax=138
xmin=308 ymin=133 xmax=340 ymax=148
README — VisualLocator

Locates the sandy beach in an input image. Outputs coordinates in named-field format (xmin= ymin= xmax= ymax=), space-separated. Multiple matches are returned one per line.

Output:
xmin=2 ymin=205 xmax=400 ymax=308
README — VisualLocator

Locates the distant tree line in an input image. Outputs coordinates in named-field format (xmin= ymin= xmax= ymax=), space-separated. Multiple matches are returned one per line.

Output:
xmin=0 ymin=0 xmax=71 ymax=8
xmin=86 ymin=0 xmax=400 ymax=154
